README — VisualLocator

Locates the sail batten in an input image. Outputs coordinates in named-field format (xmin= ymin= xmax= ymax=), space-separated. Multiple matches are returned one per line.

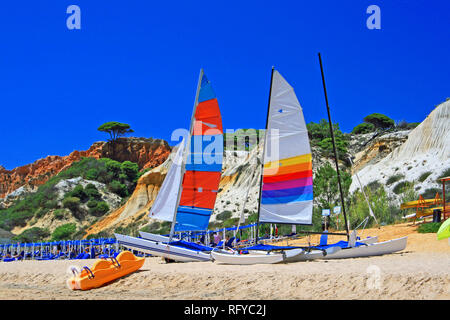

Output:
xmin=259 ymin=70 xmax=313 ymax=225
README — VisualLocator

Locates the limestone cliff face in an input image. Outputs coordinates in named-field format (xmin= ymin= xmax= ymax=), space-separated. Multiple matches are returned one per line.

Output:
xmin=0 ymin=137 xmax=171 ymax=199
xmin=350 ymin=101 xmax=450 ymax=197
xmin=349 ymin=131 xmax=410 ymax=174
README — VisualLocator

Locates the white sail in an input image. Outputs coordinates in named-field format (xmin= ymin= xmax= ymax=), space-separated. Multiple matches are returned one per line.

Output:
xmin=259 ymin=70 xmax=313 ymax=225
xmin=148 ymin=139 xmax=185 ymax=222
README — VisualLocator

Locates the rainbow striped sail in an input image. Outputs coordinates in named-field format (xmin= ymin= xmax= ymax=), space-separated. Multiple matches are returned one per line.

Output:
xmin=259 ymin=70 xmax=313 ymax=225
xmin=174 ymin=71 xmax=223 ymax=231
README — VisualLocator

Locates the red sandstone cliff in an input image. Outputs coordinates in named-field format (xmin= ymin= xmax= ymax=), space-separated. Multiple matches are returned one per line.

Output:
xmin=0 ymin=137 xmax=171 ymax=198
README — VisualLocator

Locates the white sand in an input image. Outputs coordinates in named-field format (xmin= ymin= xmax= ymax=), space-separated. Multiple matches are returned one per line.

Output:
xmin=0 ymin=252 xmax=448 ymax=300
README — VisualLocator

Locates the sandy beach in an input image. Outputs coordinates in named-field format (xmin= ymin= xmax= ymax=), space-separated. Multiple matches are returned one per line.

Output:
xmin=0 ymin=223 xmax=449 ymax=300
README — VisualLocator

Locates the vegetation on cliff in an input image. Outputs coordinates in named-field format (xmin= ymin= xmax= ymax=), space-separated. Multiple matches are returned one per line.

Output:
xmin=307 ymin=119 xmax=349 ymax=161
xmin=98 ymin=121 xmax=134 ymax=143
xmin=352 ymin=113 xmax=419 ymax=135
xmin=0 ymin=157 xmax=143 ymax=241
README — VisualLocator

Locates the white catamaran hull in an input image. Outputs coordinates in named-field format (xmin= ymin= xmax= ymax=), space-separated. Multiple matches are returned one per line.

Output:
xmin=139 ymin=231 xmax=171 ymax=242
xmin=285 ymin=246 xmax=343 ymax=262
xmin=316 ymin=237 xmax=407 ymax=260
xmin=358 ymin=236 xmax=378 ymax=245
xmin=210 ymin=248 xmax=304 ymax=265
xmin=115 ymin=233 xmax=211 ymax=263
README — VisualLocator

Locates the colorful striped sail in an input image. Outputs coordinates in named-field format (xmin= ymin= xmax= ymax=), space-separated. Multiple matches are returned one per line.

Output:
xmin=174 ymin=72 xmax=223 ymax=231
xmin=259 ymin=70 xmax=313 ymax=225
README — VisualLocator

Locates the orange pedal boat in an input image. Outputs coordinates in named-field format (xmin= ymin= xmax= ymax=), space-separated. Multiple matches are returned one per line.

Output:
xmin=67 ymin=251 xmax=145 ymax=290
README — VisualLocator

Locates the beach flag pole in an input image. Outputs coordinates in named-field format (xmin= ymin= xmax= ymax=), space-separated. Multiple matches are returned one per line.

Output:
xmin=318 ymin=53 xmax=350 ymax=241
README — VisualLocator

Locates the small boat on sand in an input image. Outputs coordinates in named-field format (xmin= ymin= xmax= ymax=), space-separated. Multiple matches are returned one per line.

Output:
xmin=67 ymin=251 xmax=144 ymax=290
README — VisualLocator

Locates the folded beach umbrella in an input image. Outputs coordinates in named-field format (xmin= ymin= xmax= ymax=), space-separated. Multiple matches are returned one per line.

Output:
xmin=437 ymin=218 xmax=450 ymax=240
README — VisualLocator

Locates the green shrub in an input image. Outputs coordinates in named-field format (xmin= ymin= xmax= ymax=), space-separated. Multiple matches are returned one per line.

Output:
xmin=108 ymin=180 xmax=128 ymax=197
xmin=53 ymin=209 xmax=66 ymax=220
xmin=121 ymin=161 xmax=139 ymax=181
xmin=87 ymin=199 xmax=98 ymax=208
xmin=35 ymin=209 xmax=46 ymax=219
xmin=417 ymin=222 xmax=442 ymax=233
xmin=418 ymin=171 xmax=432 ymax=182
xmin=314 ymin=163 xmax=352 ymax=210
xmin=348 ymin=185 xmax=403 ymax=227
xmin=63 ymin=197 xmax=81 ymax=211
xmin=67 ymin=185 xmax=88 ymax=202
xmin=85 ymin=184 xmax=101 ymax=199
xmin=352 ymin=122 xmax=375 ymax=134
xmin=140 ymin=222 xmax=161 ymax=234
xmin=386 ymin=174 xmax=405 ymax=185
xmin=12 ymin=227 xmax=50 ymax=243
xmin=366 ymin=180 xmax=381 ymax=192
xmin=89 ymin=201 xmax=110 ymax=216
xmin=222 ymin=218 xmax=240 ymax=228
xmin=317 ymin=137 xmax=349 ymax=160
xmin=216 ymin=211 xmax=232 ymax=221
xmin=363 ymin=113 xmax=395 ymax=129
xmin=307 ymin=119 xmax=345 ymax=142
xmin=393 ymin=181 xmax=412 ymax=195
xmin=45 ymin=200 xmax=59 ymax=210
xmin=406 ymin=122 xmax=420 ymax=129
xmin=101 ymin=158 xmax=122 ymax=178
xmin=51 ymin=223 xmax=77 ymax=241
xmin=85 ymin=168 xmax=99 ymax=180
xmin=85 ymin=183 xmax=97 ymax=191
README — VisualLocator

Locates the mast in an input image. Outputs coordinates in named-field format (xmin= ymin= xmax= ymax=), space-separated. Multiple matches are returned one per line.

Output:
xmin=168 ymin=68 xmax=204 ymax=242
xmin=317 ymin=53 xmax=350 ymax=240
xmin=255 ymin=67 xmax=275 ymax=244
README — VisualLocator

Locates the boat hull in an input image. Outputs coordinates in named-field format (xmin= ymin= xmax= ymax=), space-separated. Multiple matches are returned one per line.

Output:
xmin=317 ymin=237 xmax=407 ymax=260
xmin=285 ymin=246 xmax=342 ymax=262
xmin=115 ymin=233 xmax=211 ymax=263
xmin=139 ymin=231 xmax=171 ymax=242
xmin=358 ymin=236 xmax=378 ymax=245
xmin=67 ymin=251 xmax=144 ymax=290
xmin=211 ymin=248 xmax=304 ymax=265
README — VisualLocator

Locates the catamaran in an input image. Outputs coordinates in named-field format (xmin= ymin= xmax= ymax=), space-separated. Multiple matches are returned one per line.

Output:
xmin=296 ymin=54 xmax=407 ymax=260
xmin=212 ymin=56 xmax=407 ymax=264
xmin=211 ymin=68 xmax=329 ymax=264
xmin=115 ymin=69 xmax=225 ymax=262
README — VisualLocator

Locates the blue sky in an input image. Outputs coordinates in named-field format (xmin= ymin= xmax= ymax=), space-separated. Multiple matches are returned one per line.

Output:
xmin=0 ymin=1 xmax=449 ymax=170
